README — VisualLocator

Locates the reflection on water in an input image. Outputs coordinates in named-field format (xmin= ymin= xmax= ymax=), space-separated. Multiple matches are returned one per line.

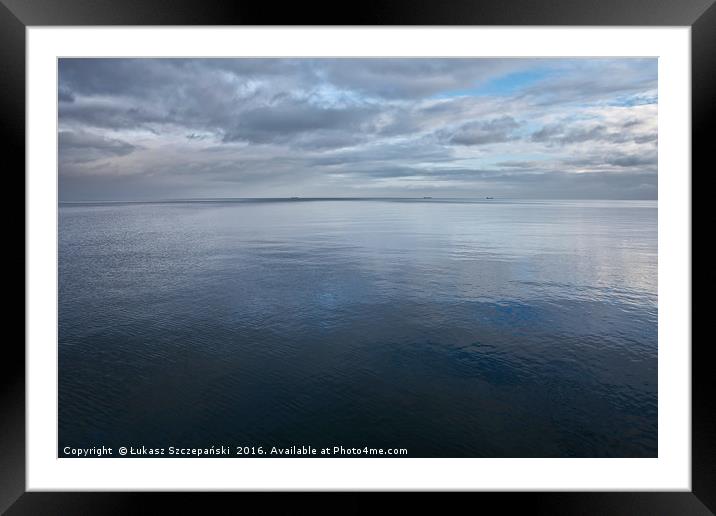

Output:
xmin=59 ymin=199 xmax=657 ymax=457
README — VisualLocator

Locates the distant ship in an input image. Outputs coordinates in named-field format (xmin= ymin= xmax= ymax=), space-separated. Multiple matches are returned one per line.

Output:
xmin=486 ymin=196 xmax=494 ymax=199
xmin=423 ymin=196 xmax=433 ymax=199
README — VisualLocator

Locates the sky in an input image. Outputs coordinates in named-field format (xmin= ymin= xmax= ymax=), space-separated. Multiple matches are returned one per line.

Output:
xmin=58 ymin=58 xmax=657 ymax=200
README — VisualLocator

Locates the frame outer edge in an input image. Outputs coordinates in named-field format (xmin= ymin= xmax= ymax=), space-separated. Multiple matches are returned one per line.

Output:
xmin=5 ymin=0 xmax=714 ymax=513
xmin=0 ymin=1 xmax=27 ymax=513
xmin=691 ymin=1 xmax=716 ymax=514
xmin=0 ymin=0 xmax=714 ymax=26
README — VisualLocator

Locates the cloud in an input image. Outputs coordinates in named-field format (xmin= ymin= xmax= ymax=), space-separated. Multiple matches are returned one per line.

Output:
xmin=221 ymin=99 xmax=379 ymax=145
xmin=58 ymin=58 xmax=658 ymax=200
xmin=531 ymin=123 xmax=629 ymax=145
xmin=531 ymin=124 xmax=656 ymax=145
xmin=58 ymin=86 xmax=75 ymax=103
xmin=318 ymin=58 xmax=533 ymax=99
xmin=530 ymin=104 xmax=657 ymax=147
xmin=516 ymin=59 xmax=657 ymax=106
xmin=607 ymin=154 xmax=657 ymax=167
xmin=445 ymin=116 xmax=520 ymax=146
xmin=495 ymin=160 xmax=541 ymax=168
xmin=59 ymin=130 xmax=140 ymax=164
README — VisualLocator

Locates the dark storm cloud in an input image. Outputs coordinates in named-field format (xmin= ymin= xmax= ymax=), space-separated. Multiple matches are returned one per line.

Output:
xmin=58 ymin=58 xmax=658 ymax=200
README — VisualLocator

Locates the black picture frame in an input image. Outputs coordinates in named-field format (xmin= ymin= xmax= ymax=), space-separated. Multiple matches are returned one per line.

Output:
xmin=3 ymin=0 xmax=712 ymax=513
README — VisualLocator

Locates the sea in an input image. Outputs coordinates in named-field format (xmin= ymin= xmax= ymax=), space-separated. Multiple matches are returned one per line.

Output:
xmin=58 ymin=198 xmax=657 ymax=457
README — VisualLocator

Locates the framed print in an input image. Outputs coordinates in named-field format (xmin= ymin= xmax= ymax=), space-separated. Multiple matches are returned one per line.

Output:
xmin=4 ymin=0 xmax=713 ymax=513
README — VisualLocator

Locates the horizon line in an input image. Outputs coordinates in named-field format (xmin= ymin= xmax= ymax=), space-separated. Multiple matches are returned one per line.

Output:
xmin=58 ymin=196 xmax=658 ymax=203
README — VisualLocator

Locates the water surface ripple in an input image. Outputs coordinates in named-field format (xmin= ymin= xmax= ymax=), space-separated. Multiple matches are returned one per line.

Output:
xmin=59 ymin=199 xmax=657 ymax=457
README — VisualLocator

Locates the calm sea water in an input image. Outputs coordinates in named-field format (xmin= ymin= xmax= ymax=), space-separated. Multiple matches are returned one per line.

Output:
xmin=59 ymin=199 xmax=657 ymax=457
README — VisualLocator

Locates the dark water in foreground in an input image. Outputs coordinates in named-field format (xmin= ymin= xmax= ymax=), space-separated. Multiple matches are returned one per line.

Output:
xmin=59 ymin=199 xmax=657 ymax=457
